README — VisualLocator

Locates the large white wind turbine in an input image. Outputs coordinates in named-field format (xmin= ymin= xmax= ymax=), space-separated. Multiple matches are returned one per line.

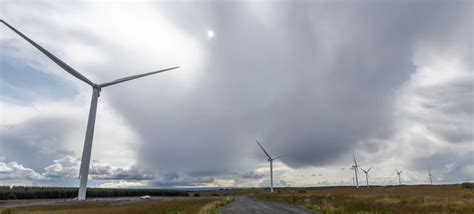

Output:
xmin=428 ymin=169 xmax=433 ymax=185
xmin=395 ymin=169 xmax=403 ymax=185
xmin=352 ymin=152 xmax=360 ymax=188
xmin=360 ymin=166 xmax=372 ymax=188
xmin=1 ymin=20 xmax=179 ymax=200
xmin=256 ymin=141 xmax=287 ymax=193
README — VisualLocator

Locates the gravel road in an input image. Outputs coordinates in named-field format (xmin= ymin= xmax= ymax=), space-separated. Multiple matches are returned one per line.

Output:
xmin=221 ymin=196 xmax=318 ymax=214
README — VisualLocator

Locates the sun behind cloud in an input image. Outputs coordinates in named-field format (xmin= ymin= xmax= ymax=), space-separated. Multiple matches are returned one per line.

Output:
xmin=207 ymin=30 xmax=214 ymax=39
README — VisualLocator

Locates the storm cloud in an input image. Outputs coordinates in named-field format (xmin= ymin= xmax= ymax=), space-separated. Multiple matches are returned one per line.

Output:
xmin=106 ymin=1 xmax=472 ymax=174
xmin=0 ymin=0 xmax=472 ymax=187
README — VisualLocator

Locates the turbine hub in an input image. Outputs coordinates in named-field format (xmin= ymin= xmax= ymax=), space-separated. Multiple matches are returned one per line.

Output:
xmin=92 ymin=84 xmax=102 ymax=96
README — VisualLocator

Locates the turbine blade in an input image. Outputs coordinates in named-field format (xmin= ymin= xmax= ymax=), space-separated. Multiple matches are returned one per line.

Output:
xmin=352 ymin=151 xmax=358 ymax=166
xmin=256 ymin=141 xmax=272 ymax=159
xmin=0 ymin=20 xmax=95 ymax=86
xmin=99 ymin=66 xmax=179 ymax=88
xmin=368 ymin=166 xmax=372 ymax=172
xmin=273 ymin=153 xmax=289 ymax=160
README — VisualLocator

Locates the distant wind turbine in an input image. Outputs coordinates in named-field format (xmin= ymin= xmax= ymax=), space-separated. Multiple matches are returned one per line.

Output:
xmin=0 ymin=20 xmax=179 ymax=200
xmin=395 ymin=169 xmax=403 ymax=185
xmin=428 ymin=169 xmax=433 ymax=185
xmin=352 ymin=151 xmax=360 ymax=188
xmin=256 ymin=141 xmax=288 ymax=193
xmin=360 ymin=166 xmax=372 ymax=188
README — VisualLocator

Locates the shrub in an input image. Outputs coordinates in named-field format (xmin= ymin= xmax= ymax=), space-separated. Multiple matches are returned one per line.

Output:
xmin=193 ymin=193 xmax=200 ymax=197
xmin=298 ymin=189 xmax=306 ymax=193
xmin=461 ymin=182 xmax=474 ymax=189
xmin=7 ymin=193 xmax=17 ymax=200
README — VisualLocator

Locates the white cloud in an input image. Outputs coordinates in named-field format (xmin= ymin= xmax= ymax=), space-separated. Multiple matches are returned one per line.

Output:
xmin=43 ymin=156 xmax=154 ymax=181
xmin=97 ymin=180 xmax=145 ymax=188
xmin=43 ymin=156 xmax=79 ymax=178
xmin=0 ymin=161 xmax=44 ymax=181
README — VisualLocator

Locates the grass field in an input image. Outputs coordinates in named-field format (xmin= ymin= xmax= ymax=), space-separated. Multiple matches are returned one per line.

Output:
xmin=0 ymin=198 xmax=221 ymax=214
xmin=2 ymin=184 xmax=473 ymax=213
xmin=254 ymin=184 xmax=474 ymax=213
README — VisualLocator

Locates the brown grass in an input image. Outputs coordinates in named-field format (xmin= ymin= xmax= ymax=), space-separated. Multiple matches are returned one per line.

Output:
xmin=0 ymin=198 xmax=218 ymax=214
xmin=198 ymin=196 xmax=233 ymax=214
xmin=254 ymin=185 xmax=474 ymax=213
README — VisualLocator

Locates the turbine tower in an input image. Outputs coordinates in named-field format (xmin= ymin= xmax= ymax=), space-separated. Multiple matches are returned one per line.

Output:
xmin=360 ymin=166 xmax=372 ymax=188
xmin=256 ymin=141 xmax=287 ymax=193
xmin=428 ymin=169 xmax=433 ymax=185
xmin=352 ymin=151 xmax=360 ymax=188
xmin=395 ymin=169 xmax=403 ymax=185
xmin=1 ymin=20 xmax=179 ymax=200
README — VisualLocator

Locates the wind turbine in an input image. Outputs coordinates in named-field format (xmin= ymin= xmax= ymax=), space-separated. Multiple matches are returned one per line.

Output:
xmin=256 ymin=141 xmax=287 ymax=193
xmin=395 ymin=169 xmax=403 ymax=185
xmin=352 ymin=152 xmax=360 ymax=188
xmin=360 ymin=166 xmax=372 ymax=188
xmin=428 ymin=169 xmax=433 ymax=185
xmin=1 ymin=20 xmax=179 ymax=200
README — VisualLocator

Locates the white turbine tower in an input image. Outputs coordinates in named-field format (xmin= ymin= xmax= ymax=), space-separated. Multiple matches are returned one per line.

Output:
xmin=360 ymin=166 xmax=372 ymax=188
xmin=395 ymin=169 xmax=403 ymax=185
xmin=428 ymin=169 xmax=433 ymax=185
xmin=352 ymin=152 xmax=360 ymax=188
xmin=1 ymin=20 xmax=179 ymax=200
xmin=256 ymin=141 xmax=287 ymax=193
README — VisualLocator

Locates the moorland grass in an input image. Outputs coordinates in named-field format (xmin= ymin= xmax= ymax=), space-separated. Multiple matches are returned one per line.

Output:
xmin=254 ymin=184 xmax=474 ymax=213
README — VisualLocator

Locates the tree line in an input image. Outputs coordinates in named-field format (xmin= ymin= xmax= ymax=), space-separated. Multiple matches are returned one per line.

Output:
xmin=0 ymin=186 xmax=188 ymax=200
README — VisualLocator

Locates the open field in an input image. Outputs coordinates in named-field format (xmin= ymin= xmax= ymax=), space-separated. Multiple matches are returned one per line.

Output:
xmin=0 ymin=186 xmax=187 ymax=200
xmin=253 ymin=184 xmax=474 ymax=213
xmin=1 ymin=184 xmax=473 ymax=213
xmin=0 ymin=197 xmax=226 ymax=214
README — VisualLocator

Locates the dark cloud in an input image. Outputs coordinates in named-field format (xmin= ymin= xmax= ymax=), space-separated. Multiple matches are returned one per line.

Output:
xmin=0 ymin=116 xmax=78 ymax=171
xmin=90 ymin=166 xmax=154 ymax=181
xmin=103 ymin=1 xmax=472 ymax=177
xmin=416 ymin=80 xmax=473 ymax=144
xmin=240 ymin=171 xmax=264 ymax=179
xmin=150 ymin=172 xmax=215 ymax=187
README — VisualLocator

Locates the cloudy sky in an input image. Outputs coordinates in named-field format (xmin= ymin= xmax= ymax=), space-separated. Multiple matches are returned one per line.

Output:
xmin=0 ymin=0 xmax=472 ymax=189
